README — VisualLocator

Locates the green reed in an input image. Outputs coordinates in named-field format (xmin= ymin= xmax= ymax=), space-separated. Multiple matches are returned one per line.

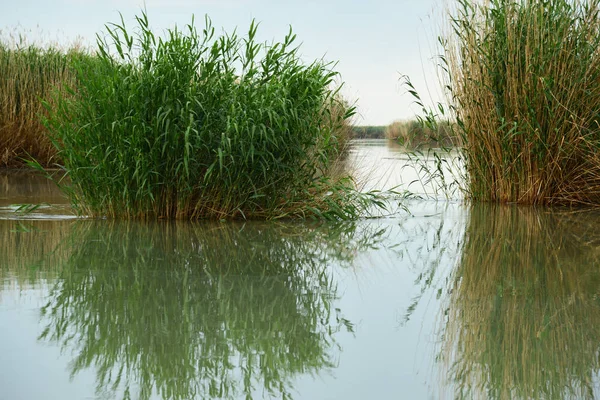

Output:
xmin=42 ymin=12 xmax=383 ymax=220
xmin=443 ymin=0 xmax=600 ymax=204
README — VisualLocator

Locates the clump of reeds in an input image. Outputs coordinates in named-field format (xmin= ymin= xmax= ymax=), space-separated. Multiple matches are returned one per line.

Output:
xmin=43 ymin=12 xmax=382 ymax=220
xmin=0 ymin=37 xmax=78 ymax=167
xmin=444 ymin=0 xmax=600 ymax=204
xmin=442 ymin=205 xmax=600 ymax=399
xmin=385 ymin=119 xmax=457 ymax=148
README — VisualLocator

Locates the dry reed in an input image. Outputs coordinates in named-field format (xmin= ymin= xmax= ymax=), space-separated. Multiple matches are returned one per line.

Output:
xmin=444 ymin=0 xmax=600 ymax=204
xmin=0 ymin=35 xmax=80 ymax=167
xmin=385 ymin=119 xmax=458 ymax=148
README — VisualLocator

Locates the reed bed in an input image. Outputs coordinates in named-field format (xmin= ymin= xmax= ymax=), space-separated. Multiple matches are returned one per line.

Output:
xmin=41 ymin=12 xmax=381 ymax=220
xmin=385 ymin=119 xmax=458 ymax=149
xmin=442 ymin=205 xmax=600 ymax=399
xmin=443 ymin=0 xmax=600 ymax=204
xmin=0 ymin=39 xmax=78 ymax=167
xmin=350 ymin=125 xmax=387 ymax=139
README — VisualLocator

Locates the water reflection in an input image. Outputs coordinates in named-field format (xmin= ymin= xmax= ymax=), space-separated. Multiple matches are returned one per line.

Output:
xmin=442 ymin=205 xmax=600 ymax=399
xmin=37 ymin=221 xmax=387 ymax=400
xmin=0 ymin=219 xmax=73 ymax=284
xmin=0 ymin=170 xmax=67 ymax=207
xmin=349 ymin=139 xmax=463 ymax=198
xmin=5 ymin=163 xmax=600 ymax=399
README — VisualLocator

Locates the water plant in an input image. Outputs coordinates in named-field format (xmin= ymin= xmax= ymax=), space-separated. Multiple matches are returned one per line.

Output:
xmin=441 ymin=0 xmax=600 ymax=204
xmin=42 ymin=12 xmax=382 ymax=220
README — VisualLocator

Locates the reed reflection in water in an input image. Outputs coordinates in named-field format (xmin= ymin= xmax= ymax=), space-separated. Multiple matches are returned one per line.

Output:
xmin=0 ymin=219 xmax=74 ymax=286
xmin=35 ymin=220 xmax=388 ymax=400
xmin=442 ymin=205 xmax=600 ymax=400
xmin=0 ymin=170 xmax=67 ymax=207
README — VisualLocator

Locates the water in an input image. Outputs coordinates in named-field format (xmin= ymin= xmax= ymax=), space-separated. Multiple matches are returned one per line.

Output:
xmin=1 ymin=141 xmax=600 ymax=400
xmin=348 ymin=139 xmax=463 ymax=197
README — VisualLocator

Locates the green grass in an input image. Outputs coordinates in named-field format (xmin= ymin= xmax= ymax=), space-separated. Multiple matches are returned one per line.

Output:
xmin=441 ymin=0 xmax=600 ymax=205
xmin=42 ymin=12 xmax=387 ymax=220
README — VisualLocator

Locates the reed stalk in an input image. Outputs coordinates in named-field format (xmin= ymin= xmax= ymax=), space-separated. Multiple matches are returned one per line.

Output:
xmin=0 ymin=39 xmax=79 ymax=166
xmin=386 ymin=119 xmax=458 ymax=148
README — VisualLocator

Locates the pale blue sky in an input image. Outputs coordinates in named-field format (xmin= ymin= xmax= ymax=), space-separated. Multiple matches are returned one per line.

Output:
xmin=1 ymin=0 xmax=446 ymax=125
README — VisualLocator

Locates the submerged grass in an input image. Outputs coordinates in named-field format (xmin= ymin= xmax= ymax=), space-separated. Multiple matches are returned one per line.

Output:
xmin=442 ymin=0 xmax=600 ymax=204
xmin=42 ymin=12 xmax=385 ymax=220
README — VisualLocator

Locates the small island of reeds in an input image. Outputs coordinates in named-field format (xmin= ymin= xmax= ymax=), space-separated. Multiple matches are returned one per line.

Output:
xmin=27 ymin=12 xmax=388 ymax=220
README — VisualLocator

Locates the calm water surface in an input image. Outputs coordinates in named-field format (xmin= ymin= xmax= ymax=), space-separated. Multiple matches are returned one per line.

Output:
xmin=1 ymin=140 xmax=599 ymax=400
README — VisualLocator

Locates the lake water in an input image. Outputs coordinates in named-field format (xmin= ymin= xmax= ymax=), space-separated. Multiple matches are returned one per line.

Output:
xmin=1 ymin=140 xmax=599 ymax=400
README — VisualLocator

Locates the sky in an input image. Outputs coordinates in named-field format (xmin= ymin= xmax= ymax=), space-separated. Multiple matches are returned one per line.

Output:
xmin=0 ymin=0 xmax=447 ymax=126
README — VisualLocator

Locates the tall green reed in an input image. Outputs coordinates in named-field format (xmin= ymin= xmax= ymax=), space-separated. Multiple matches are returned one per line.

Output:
xmin=43 ymin=12 xmax=383 ymax=220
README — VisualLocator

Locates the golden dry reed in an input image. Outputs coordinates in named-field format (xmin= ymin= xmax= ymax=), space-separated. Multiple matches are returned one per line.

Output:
xmin=445 ymin=0 xmax=600 ymax=204
xmin=0 ymin=37 xmax=79 ymax=167
xmin=442 ymin=205 xmax=600 ymax=399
